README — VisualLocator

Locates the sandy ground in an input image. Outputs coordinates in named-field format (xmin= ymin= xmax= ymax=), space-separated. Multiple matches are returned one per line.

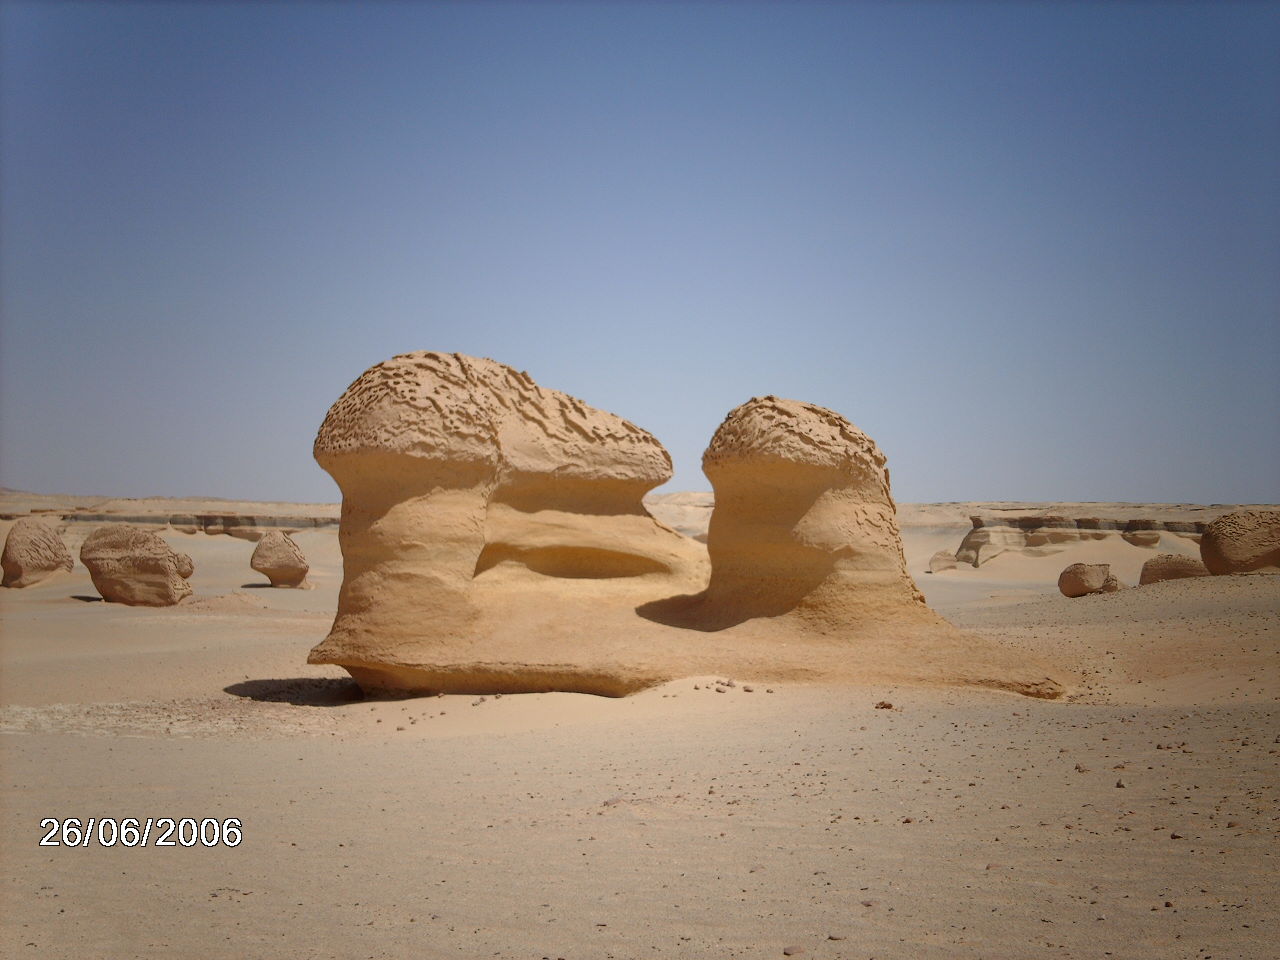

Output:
xmin=1 ymin=497 xmax=1277 ymax=959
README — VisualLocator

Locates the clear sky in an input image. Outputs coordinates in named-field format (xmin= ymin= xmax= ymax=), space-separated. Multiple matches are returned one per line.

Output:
xmin=2 ymin=1 xmax=1277 ymax=504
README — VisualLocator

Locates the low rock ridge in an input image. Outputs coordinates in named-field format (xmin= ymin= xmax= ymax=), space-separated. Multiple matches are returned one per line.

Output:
xmin=1 ymin=512 xmax=339 ymax=538
xmin=969 ymin=516 xmax=1207 ymax=534
xmin=952 ymin=515 xmax=1204 ymax=568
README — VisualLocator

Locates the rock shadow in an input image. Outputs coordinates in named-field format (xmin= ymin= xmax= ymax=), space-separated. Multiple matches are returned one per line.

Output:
xmin=636 ymin=553 xmax=834 ymax=632
xmin=224 ymin=677 xmax=364 ymax=707
xmin=70 ymin=595 xmax=104 ymax=603
xmin=635 ymin=585 xmax=816 ymax=632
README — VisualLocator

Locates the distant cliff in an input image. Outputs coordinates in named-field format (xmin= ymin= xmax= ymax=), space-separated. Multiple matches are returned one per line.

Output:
xmin=953 ymin=516 xmax=1204 ymax=567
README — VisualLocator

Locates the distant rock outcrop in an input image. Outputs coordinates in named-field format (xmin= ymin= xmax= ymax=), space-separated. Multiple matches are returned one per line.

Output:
xmin=79 ymin=524 xmax=194 ymax=606
xmin=643 ymin=491 xmax=714 ymax=542
xmin=1058 ymin=562 xmax=1117 ymax=598
xmin=954 ymin=516 xmax=1204 ymax=567
xmin=1199 ymin=511 xmax=1280 ymax=575
xmin=1 ymin=517 xmax=73 ymax=587
xmin=1139 ymin=553 xmax=1210 ymax=586
xmin=55 ymin=514 xmax=337 ymax=537
xmin=250 ymin=531 xmax=309 ymax=587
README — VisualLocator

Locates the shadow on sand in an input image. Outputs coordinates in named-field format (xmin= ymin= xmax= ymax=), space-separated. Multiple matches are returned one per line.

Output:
xmin=224 ymin=677 xmax=364 ymax=707
xmin=70 ymin=595 xmax=103 ymax=603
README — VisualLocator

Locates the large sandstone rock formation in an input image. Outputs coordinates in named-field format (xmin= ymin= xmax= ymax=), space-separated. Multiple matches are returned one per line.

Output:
xmin=306 ymin=352 xmax=706 ymax=695
xmin=639 ymin=396 xmax=1064 ymax=698
xmin=1139 ymin=553 xmax=1210 ymax=586
xmin=308 ymin=358 xmax=1065 ymax=700
xmin=251 ymin=531 xmax=310 ymax=587
xmin=79 ymin=524 xmax=194 ymax=606
xmin=1 ymin=517 xmax=73 ymax=587
xmin=682 ymin=396 xmax=928 ymax=628
xmin=1199 ymin=511 xmax=1280 ymax=575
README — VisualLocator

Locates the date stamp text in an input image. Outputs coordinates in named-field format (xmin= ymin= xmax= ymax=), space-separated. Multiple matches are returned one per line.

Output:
xmin=39 ymin=817 xmax=242 ymax=848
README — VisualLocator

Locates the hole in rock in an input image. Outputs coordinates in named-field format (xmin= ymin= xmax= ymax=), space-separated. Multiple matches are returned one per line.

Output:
xmin=472 ymin=544 xmax=669 ymax=579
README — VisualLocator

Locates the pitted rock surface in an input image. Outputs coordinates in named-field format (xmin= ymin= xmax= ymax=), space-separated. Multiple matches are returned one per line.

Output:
xmin=2 ymin=518 xmax=73 ymax=588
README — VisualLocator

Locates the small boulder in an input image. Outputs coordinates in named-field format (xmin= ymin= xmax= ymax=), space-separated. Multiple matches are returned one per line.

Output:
xmin=1199 ymin=510 xmax=1280 ymax=575
xmin=1139 ymin=553 xmax=1210 ymax=586
xmin=1 ymin=517 xmax=74 ymax=587
xmin=250 ymin=531 xmax=309 ymax=587
xmin=928 ymin=550 xmax=961 ymax=573
xmin=1100 ymin=573 xmax=1125 ymax=593
xmin=79 ymin=524 xmax=194 ymax=606
xmin=1058 ymin=562 xmax=1112 ymax=598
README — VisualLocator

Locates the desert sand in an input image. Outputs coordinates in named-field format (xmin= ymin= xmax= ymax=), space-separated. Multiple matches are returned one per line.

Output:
xmin=1 ymin=486 xmax=1277 ymax=959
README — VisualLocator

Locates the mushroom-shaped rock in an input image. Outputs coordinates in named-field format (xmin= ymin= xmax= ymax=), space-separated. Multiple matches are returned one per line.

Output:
xmin=695 ymin=396 xmax=927 ymax=626
xmin=79 ymin=524 xmax=194 ymax=606
xmin=1058 ymin=562 xmax=1113 ymax=598
xmin=2 ymin=517 xmax=73 ymax=587
xmin=1139 ymin=553 xmax=1211 ymax=586
xmin=1199 ymin=511 xmax=1280 ymax=575
xmin=306 ymin=352 xmax=705 ymax=695
xmin=637 ymin=396 xmax=1065 ymax=699
xmin=251 ymin=531 xmax=309 ymax=587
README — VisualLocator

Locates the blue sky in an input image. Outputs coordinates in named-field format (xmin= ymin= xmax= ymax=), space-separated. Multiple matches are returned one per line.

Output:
xmin=2 ymin=1 xmax=1277 ymax=503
